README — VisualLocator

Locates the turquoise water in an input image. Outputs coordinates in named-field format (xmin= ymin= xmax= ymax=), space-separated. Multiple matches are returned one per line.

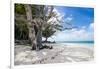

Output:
xmin=55 ymin=41 xmax=94 ymax=47
xmin=56 ymin=41 xmax=94 ymax=43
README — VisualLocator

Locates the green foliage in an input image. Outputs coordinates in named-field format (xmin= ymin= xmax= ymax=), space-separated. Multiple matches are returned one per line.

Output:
xmin=42 ymin=23 xmax=62 ymax=41
xmin=15 ymin=4 xmax=26 ymax=15
xmin=15 ymin=4 xmax=29 ymax=40
xmin=42 ymin=24 xmax=56 ymax=40
xmin=15 ymin=20 xmax=29 ymax=40
xmin=14 ymin=4 xmax=63 ymax=42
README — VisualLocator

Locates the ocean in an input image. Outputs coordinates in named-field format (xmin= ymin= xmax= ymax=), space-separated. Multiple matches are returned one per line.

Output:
xmin=55 ymin=41 xmax=94 ymax=47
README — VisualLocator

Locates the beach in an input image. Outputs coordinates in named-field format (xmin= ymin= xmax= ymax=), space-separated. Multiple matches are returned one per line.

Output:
xmin=14 ymin=43 xmax=94 ymax=65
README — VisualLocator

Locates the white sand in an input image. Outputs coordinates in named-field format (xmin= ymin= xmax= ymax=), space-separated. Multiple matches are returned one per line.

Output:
xmin=14 ymin=44 xmax=94 ymax=65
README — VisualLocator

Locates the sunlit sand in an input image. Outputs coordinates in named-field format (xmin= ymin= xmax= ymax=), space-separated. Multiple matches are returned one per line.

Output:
xmin=14 ymin=43 xmax=94 ymax=65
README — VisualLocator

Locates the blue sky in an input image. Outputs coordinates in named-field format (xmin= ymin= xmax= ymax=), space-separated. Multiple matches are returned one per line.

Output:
xmin=55 ymin=6 xmax=94 ymax=30
xmin=43 ymin=6 xmax=94 ymax=41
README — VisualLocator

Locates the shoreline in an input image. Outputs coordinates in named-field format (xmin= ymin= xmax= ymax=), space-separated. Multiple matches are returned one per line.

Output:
xmin=14 ymin=43 xmax=94 ymax=65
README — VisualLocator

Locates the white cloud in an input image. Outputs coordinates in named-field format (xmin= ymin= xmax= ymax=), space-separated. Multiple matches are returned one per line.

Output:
xmin=64 ymin=15 xmax=73 ymax=23
xmin=47 ymin=23 xmax=94 ymax=41
xmin=89 ymin=23 xmax=94 ymax=30
xmin=63 ymin=17 xmax=72 ymax=23
xmin=90 ymin=23 xmax=94 ymax=28
xmin=66 ymin=17 xmax=73 ymax=22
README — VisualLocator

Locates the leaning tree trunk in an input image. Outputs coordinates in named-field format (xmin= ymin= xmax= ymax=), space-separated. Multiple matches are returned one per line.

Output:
xmin=24 ymin=5 xmax=38 ymax=50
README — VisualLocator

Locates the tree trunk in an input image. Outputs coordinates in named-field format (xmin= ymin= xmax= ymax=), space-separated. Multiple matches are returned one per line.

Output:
xmin=36 ymin=29 xmax=42 ymax=49
xmin=24 ymin=5 xmax=38 ymax=50
xmin=45 ymin=37 xmax=48 ymax=42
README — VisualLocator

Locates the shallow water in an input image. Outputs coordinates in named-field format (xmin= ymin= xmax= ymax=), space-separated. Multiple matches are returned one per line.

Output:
xmin=58 ymin=43 xmax=93 ymax=47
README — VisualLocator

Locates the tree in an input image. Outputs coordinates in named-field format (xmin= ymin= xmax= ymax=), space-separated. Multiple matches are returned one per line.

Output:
xmin=15 ymin=19 xmax=28 ymax=40
xmin=42 ymin=23 xmax=62 ymax=42
xmin=24 ymin=4 xmax=39 ymax=50
xmin=42 ymin=24 xmax=55 ymax=42
xmin=15 ymin=4 xmax=29 ymax=40
xmin=28 ymin=5 xmax=54 ymax=50
xmin=15 ymin=4 xmax=73 ymax=50
xmin=42 ymin=10 xmax=63 ymax=42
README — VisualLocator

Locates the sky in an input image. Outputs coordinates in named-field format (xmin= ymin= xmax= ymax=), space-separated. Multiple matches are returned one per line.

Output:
xmin=43 ymin=6 xmax=94 ymax=41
